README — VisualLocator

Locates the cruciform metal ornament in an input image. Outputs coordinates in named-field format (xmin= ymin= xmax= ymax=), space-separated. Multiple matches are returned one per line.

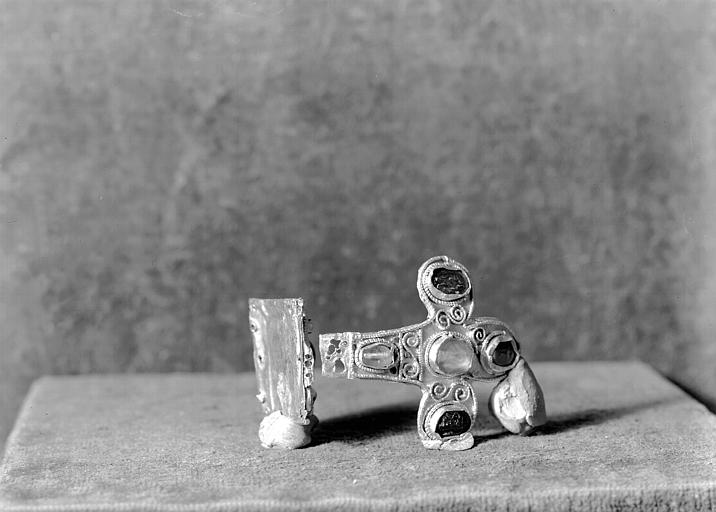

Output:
xmin=319 ymin=255 xmax=546 ymax=450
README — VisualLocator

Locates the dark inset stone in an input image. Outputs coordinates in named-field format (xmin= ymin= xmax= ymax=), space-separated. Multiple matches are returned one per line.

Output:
xmin=431 ymin=267 xmax=468 ymax=295
xmin=493 ymin=340 xmax=517 ymax=367
xmin=435 ymin=410 xmax=472 ymax=437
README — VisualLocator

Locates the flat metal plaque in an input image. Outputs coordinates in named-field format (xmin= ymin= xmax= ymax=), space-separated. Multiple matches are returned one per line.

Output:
xmin=249 ymin=298 xmax=315 ymax=423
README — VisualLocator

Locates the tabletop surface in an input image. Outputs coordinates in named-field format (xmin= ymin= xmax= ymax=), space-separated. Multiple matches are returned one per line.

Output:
xmin=0 ymin=362 xmax=715 ymax=511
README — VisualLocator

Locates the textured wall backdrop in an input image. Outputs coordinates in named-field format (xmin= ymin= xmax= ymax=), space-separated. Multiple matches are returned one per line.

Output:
xmin=1 ymin=0 xmax=715 ymax=447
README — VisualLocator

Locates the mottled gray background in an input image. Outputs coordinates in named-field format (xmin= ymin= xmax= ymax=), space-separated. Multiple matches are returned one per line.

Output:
xmin=1 ymin=0 xmax=715 ymax=448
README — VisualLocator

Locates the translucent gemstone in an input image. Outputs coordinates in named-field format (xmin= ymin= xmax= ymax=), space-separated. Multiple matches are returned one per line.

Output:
xmin=435 ymin=410 xmax=471 ymax=437
xmin=431 ymin=267 xmax=468 ymax=295
xmin=435 ymin=337 xmax=475 ymax=376
xmin=493 ymin=339 xmax=517 ymax=367
xmin=360 ymin=342 xmax=396 ymax=370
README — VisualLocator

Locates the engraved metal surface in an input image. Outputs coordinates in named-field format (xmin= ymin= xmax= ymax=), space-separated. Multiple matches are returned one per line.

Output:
xmin=249 ymin=298 xmax=315 ymax=424
xmin=320 ymin=255 xmax=545 ymax=450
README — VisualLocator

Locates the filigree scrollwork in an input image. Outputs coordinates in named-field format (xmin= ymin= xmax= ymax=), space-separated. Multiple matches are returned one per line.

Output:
xmin=402 ymin=331 xmax=420 ymax=349
xmin=400 ymin=360 xmax=421 ymax=380
xmin=449 ymin=305 xmax=466 ymax=324
xmin=399 ymin=347 xmax=421 ymax=380
xmin=397 ymin=330 xmax=421 ymax=381
xmin=435 ymin=310 xmax=451 ymax=329
xmin=431 ymin=381 xmax=471 ymax=402
xmin=453 ymin=383 xmax=470 ymax=401
xmin=431 ymin=382 xmax=449 ymax=400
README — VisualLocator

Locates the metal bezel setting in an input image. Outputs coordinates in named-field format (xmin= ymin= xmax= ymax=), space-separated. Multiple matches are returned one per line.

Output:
xmin=480 ymin=331 xmax=520 ymax=375
xmin=419 ymin=259 xmax=472 ymax=305
xmin=426 ymin=331 xmax=477 ymax=378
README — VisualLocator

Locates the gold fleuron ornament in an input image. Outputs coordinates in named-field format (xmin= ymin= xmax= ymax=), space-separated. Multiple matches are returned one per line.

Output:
xmin=320 ymin=255 xmax=547 ymax=451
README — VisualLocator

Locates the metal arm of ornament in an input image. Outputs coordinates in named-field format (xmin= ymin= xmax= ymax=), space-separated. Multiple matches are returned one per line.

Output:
xmin=320 ymin=255 xmax=546 ymax=451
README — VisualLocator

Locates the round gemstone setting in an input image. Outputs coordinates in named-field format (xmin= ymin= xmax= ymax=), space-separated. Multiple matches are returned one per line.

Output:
xmin=429 ymin=333 xmax=475 ymax=376
xmin=492 ymin=339 xmax=517 ymax=367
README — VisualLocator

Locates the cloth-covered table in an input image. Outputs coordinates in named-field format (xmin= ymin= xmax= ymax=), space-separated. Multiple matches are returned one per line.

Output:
xmin=0 ymin=362 xmax=715 ymax=511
